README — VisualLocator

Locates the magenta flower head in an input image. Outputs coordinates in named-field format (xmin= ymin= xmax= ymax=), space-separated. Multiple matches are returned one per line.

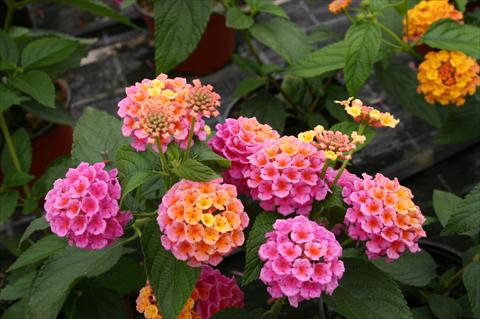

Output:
xmin=208 ymin=117 xmax=279 ymax=194
xmin=246 ymin=136 xmax=329 ymax=216
xmin=342 ymin=172 xmax=426 ymax=261
xmin=195 ymin=266 xmax=245 ymax=318
xmin=44 ymin=162 xmax=132 ymax=250
xmin=259 ymin=216 xmax=344 ymax=307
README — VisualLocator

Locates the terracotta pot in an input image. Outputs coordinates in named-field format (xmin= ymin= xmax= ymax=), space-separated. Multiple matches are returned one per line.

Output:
xmin=135 ymin=4 xmax=236 ymax=76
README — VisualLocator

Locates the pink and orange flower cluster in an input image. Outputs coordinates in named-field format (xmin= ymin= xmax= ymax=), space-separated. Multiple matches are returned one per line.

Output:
xmin=247 ymin=136 xmax=329 ymax=216
xmin=342 ymin=173 xmax=426 ymax=260
xmin=259 ymin=216 xmax=344 ymax=307
xmin=44 ymin=162 xmax=132 ymax=250
xmin=117 ymin=74 xmax=219 ymax=152
xmin=209 ymin=117 xmax=279 ymax=194
xmin=158 ymin=179 xmax=249 ymax=267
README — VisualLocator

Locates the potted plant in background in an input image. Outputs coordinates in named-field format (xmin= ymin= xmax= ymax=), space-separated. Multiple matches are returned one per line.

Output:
xmin=118 ymin=0 xmax=237 ymax=76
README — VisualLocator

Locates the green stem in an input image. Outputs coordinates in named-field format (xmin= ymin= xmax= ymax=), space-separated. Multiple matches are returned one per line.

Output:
xmin=0 ymin=112 xmax=32 ymax=198
xmin=241 ymin=30 xmax=263 ymax=65
xmin=156 ymin=138 xmax=169 ymax=173
xmin=132 ymin=212 xmax=157 ymax=218
xmin=330 ymin=124 xmax=365 ymax=187
xmin=183 ymin=117 xmax=196 ymax=162
xmin=343 ymin=9 xmax=355 ymax=23
xmin=308 ymin=93 xmax=322 ymax=113
xmin=3 ymin=0 xmax=15 ymax=30
xmin=320 ymin=159 xmax=331 ymax=180
xmin=376 ymin=22 xmax=422 ymax=59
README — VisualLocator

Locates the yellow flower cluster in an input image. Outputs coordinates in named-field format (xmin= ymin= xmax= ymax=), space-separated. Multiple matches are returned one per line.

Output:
xmin=328 ymin=0 xmax=351 ymax=14
xmin=136 ymin=283 xmax=200 ymax=319
xmin=417 ymin=50 xmax=480 ymax=106
xmin=403 ymin=0 xmax=463 ymax=42
xmin=335 ymin=97 xmax=399 ymax=128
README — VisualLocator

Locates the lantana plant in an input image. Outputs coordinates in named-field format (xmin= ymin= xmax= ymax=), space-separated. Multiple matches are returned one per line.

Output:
xmin=9 ymin=74 xmax=477 ymax=319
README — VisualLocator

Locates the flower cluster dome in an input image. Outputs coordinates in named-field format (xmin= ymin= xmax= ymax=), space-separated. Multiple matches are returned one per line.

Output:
xmin=158 ymin=179 xmax=249 ymax=266
xmin=209 ymin=117 xmax=279 ymax=193
xmin=342 ymin=173 xmax=426 ymax=260
xmin=403 ymin=0 xmax=463 ymax=42
xmin=335 ymin=97 xmax=399 ymax=128
xmin=328 ymin=0 xmax=352 ymax=14
xmin=118 ymin=74 xmax=220 ymax=152
xmin=417 ymin=50 xmax=480 ymax=106
xmin=246 ymin=136 xmax=330 ymax=216
xmin=259 ymin=216 xmax=344 ymax=307
xmin=44 ymin=162 xmax=132 ymax=250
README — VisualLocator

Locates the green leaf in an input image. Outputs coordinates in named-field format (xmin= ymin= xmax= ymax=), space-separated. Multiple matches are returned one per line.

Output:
xmin=21 ymin=37 xmax=77 ymax=69
xmin=8 ymin=235 xmax=67 ymax=272
xmin=307 ymin=25 xmax=337 ymax=44
xmin=330 ymin=121 xmax=376 ymax=151
xmin=422 ymin=19 xmax=480 ymax=58
xmin=3 ymin=172 xmax=34 ymax=188
xmin=72 ymin=282 xmax=128 ymax=319
xmin=239 ymin=91 xmax=287 ymax=132
xmin=411 ymin=307 xmax=434 ymax=319
xmin=52 ymin=0 xmax=137 ymax=28
xmin=1 ymin=298 xmax=27 ymax=319
xmin=307 ymin=113 xmax=329 ymax=129
xmin=442 ymin=183 xmax=480 ymax=235
xmin=324 ymin=258 xmax=412 ymax=319
xmin=8 ymin=71 xmax=55 ymax=108
xmin=372 ymin=251 xmax=437 ymax=287
xmin=281 ymin=74 xmax=312 ymax=109
xmin=0 ymin=191 xmax=19 ymax=223
xmin=232 ymin=54 xmax=262 ymax=75
xmin=247 ymin=0 xmax=288 ymax=18
xmin=72 ymin=107 xmax=128 ymax=165
xmin=191 ymin=142 xmax=231 ymax=169
xmin=173 ymin=158 xmax=220 ymax=182
xmin=21 ymin=100 xmax=75 ymax=126
xmin=19 ymin=217 xmax=50 ymax=246
xmin=463 ymin=262 xmax=480 ymax=319
xmin=376 ymin=63 xmax=442 ymax=128
xmin=0 ymin=30 xmax=18 ymax=70
xmin=0 ymin=86 xmax=20 ymax=112
xmin=427 ymin=295 xmax=463 ymax=319
xmin=250 ymin=17 xmax=312 ymax=64
xmin=0 ymin=270 xmax=35 ymax=301
xmin=321 ymin=186 xmax=345 ymax=209
xmin=226 ymin=7 xmax=254 ymax=29
xmin=432 ymin=190 xmax=462 ymax=227
xmin=26 ymin=245 xmax=123 ymax=319
xmin=454 ymin=0 xmax=468 ymax=12
xmin=154 ymin=0 xmax=211 ymax=73
xmin=22 ymin=198 xmax=38 ymax=214
xmin=141 ymin=221 xmax=200 ymax=319
xmin=234 ymin=78 xmax=265 ymax=98
xmin=242 ymin=212 xmax=277 ymax=287
xmin=95 ymin=256 xmax=145 ymax=294
xmin=344 ymin=21 xmax=382 ymax=95
xmin=31 ymin=157 xmax=71 ymax=198
xmin=434 ymin=98 xmax=480 ymax=143
xmin=287 ymin=41 xmax=346 ymax=77
xmin=1 ymin=129 xmax=32 ymax=177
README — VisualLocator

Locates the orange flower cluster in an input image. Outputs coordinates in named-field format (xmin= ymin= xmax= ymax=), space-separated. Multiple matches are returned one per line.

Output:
xmin=328 ymin=0 xmax=351 ymax=14
xmin=158 ymin=179 xmax=250 ymax=267
xmin=403 ymin=0 xmax=463 ymax=42
xmin=335 ymin=97 xmax=399 ymax=128
xmin=136 ymin=282 xmax=200 ymax=319
xmin=417 ymin=50 xmax=480 ymax=106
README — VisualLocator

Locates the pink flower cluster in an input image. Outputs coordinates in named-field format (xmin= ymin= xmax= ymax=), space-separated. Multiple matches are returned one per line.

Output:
xmin=209 ymin=117 xmax=279 ymax=193
xmin=157 ymin=179 xmax=249 ymax=267
xmin=246 ymin=136 xmax=329 ymax=216
xmin=195 ymin=266 xmax=245 ymax=318
xmin=44 ymin=162 xmax=132 ymax=250
xmin=342 ymin=173 xmax=426 ymax=260
xmin=259 ymin=216 xmax=344 ymax=307
xmin=118 ymin=74 xmax=220 ymax=152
